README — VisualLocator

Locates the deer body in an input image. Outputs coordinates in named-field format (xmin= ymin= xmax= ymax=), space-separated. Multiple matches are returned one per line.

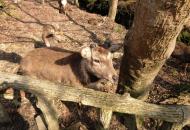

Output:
xmin=19 ymin=46 xmax=117 ymax=88
xmin=19 ymin=45 xmax=117 ymax=128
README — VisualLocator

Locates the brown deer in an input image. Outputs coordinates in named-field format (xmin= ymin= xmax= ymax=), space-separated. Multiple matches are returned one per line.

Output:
xmin=19 ymin=44 xmax=118 ymax=88
xmin=19 ymin=44 xmax=118 ymax=129
xmin=18 ymin=44 xmax=118 ymax=128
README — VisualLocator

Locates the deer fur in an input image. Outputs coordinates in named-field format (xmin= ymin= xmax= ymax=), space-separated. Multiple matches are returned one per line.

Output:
xmin=19 ymin=45 xmax=118 ymax=128
xmin=19 ymin=45 xmax=117 ymax=88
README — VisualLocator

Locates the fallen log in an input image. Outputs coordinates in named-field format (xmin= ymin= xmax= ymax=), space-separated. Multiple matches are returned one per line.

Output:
xmin=36 ymin=96 xmax=59 ymax=130
xmin=100 ymin=108 xmax=113 ymax=129
xmin=0 ymin=72 xmax=189 ymax=126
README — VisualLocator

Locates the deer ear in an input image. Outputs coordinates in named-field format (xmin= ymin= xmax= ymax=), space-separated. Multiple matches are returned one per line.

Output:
xmin=81 ymin=47 xmax=92 ymax=59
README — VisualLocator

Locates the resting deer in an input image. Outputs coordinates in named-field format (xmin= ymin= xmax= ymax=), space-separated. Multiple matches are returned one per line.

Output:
xmin=18 ymin=44 xmax=118 ymax=129
xmin=19 ymin=44 xmax=118 ymax=88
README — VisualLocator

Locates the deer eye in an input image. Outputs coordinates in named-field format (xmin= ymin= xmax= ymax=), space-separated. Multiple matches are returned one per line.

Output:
xmin=93 ymin=59 xmax=100 ymax=63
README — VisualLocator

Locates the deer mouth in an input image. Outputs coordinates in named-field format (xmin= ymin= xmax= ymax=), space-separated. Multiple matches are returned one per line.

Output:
xmin=88 ymin=71 xmax=115 ymax=83
xmin=87 ymin=71 xmax=101 ymax=82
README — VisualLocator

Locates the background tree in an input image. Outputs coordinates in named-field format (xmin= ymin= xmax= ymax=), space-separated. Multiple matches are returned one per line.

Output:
xmin=108 ymin=0 xmax=118 ymax=20
xmin=119 ymin=0 xmax=190 ymax=98
xmin=119 ymin=0 xmax=190 ymax=129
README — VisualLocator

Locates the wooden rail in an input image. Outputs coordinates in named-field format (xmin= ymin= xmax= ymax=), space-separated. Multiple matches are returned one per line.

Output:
xmin=0 ymin=72 xmax=189 ymax=130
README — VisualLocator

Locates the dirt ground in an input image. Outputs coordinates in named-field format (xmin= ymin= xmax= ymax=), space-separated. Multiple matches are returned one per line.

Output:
xmin=0 ymin=0 xmax=126 ymax=130
xmin=0 ymin=0 xmax=189 ymax=130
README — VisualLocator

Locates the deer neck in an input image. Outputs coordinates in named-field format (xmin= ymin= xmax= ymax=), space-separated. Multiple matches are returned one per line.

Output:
xmin=78 ymin=59 xmax=91 ymax=85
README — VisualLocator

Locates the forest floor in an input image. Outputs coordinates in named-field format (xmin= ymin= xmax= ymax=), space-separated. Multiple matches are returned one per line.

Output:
xmin=0 ymin=0 xmax=189 ymax=130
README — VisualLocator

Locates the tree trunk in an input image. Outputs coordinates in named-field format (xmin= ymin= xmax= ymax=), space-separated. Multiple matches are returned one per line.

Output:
xmin=119 ymin=0 xmax=190 ymax=98
xmin=119 ymin=1 xmax=190 ymax=129
xmin=108 ymin=0 xmax=118 ymax=21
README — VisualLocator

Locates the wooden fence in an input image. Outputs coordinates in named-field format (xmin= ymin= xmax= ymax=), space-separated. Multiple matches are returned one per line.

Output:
xmin=0 ymin=72 xmax=189 ymax=130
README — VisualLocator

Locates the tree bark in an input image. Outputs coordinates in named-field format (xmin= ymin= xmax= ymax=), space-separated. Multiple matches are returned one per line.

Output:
xmin=0 ymin=72 xmax=190 ymax=124
xmin=108 ymin=0 xmax=118 ymax=21
xmin=119 ymin=0 xmax=190 ymax=98
xmin=119 ymin=1 xmax=190 ymax=129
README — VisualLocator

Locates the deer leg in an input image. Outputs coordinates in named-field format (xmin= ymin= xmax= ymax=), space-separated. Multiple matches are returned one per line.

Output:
xmin=58 ymin=0 xmax=64 ymax=14
xmin=64 ymin=6 xmax=66 ymax=15
xmin=59 ymin=6 xmax=64 ymax=14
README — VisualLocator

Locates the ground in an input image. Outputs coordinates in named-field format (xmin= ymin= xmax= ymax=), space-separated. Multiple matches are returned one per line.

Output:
xmin=0 ymin=0 xmax=189 ymax=130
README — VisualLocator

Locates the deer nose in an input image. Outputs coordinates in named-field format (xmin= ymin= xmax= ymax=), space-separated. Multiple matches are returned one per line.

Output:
xmin=112 ymin=75 xmax=118 ymax=82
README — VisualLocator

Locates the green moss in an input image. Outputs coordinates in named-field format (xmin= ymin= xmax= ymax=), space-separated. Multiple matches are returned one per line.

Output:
xmin=113 ymin=24 xmax=123 ymax=33
xmin=87 ymin=0 xmax=96 ymax=3
xmin=170 ymin=69 xmax=178 ymax=76
xmin=0 ymin=0 xmax=5 ymax=9
xmin=173 ymin=84 xmax=190 ymax=93
xmin=177 ymin=29 xmax=190 ymax=46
